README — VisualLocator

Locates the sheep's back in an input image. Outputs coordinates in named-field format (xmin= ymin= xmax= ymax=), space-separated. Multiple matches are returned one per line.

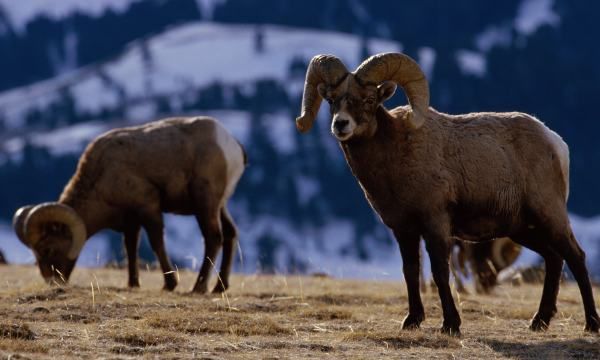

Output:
xmin=63 ymin=117 xmax=240 ymax=213
xmin=438 ymin=111 xmax=568 ymax=215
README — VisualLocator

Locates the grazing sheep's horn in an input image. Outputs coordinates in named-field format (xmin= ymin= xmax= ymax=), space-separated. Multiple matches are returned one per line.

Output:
xmin=296 ymin=54 xmax=349 ymax=132
xmin=24 ymin=202 xmax=87 ymax=260
xmin=491 ymin=237 xmax=521 ymax=270
xmin=355 ymin=52 xmax=430 ymax=129
xmin=13 ymin=205 xmax=34 ymax=244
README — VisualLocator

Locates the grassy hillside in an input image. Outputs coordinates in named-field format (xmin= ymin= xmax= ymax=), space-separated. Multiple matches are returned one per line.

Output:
xmin=0 ymin=265 xmax=598 ymax=359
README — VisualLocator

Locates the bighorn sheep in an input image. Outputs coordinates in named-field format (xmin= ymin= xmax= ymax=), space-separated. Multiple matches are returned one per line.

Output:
xmin=421 ymin=237 xmax=521 ymax=294
xmin=295 ymin=52 xmax=599 ymax=334
xmin=13 ymin=117 xmax=246 ymax=293
xmin=452 ymin=237 xmax=521 ymax=294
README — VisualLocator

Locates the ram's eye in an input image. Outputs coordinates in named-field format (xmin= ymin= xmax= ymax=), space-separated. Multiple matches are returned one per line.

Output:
xmin=364 ymin=98 xmax=375 ymax=106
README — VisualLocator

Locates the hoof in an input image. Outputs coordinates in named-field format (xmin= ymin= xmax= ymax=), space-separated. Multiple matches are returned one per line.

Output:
xmin=191 ymin=284 xmax=209 ymax=294
xmin=440 ymin=324 xmax=461 ymax=337
xmin=529 ymin=314 xmax=550 ymax=332
xmin=402 ymin=313 xmax=424 ymax=330
xmin=212 ymin=282 xmax=229 ymax=294
xmin=584 ymin=315 xmax=600 ymax=333
xmin=163 ymin=273 xmax=178 ymax=291
xmin=190 ymin=288 xmax=208 ymax=295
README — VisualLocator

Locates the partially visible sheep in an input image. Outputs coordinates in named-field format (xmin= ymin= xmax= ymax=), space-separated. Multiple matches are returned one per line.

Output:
xmin=13 ymin=117 xmax=246 ymax=293
xmin=420 ymin=238 xmax=522 ymax=294
xmin=453 ymin=238 xmax=522 ymax=294
xmin=295 ymin=52 xmax=599 ymax=334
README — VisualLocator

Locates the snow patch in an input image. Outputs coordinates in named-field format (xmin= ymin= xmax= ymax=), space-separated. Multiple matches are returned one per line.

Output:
xmin=28 ymin=122 xmax=109 ymax=156
xmin=262 ymin=112 xmax=296 ymax=155
xmin=455 ymin=50 xmax=487 ymax=78
xmin=195 ymin=0 xmax=227 ymax=21
xmin=418 ymin=47 xmax=436 ymax=81
xmin=515 ymin=0 xmax=560 ymax=36
xmin=475 ymin=25 xmax=512 ymax=53
xmin=126 ymin=102 xmax=157 ymax=124
xmin=204 ymin=110 xmax=252 ymax=145
xmin=295 ymin=175 xmax=320 ymax=206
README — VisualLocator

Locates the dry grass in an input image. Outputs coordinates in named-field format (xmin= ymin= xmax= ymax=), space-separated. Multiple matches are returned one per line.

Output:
xmin=0 ymin=265 xmax=598 ymax=359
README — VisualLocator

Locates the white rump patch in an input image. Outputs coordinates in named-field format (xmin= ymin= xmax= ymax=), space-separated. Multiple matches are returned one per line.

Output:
xmin=539 ymin=120 xmax=570 ymax=200
xmin=215 ymin=124 xmax=245 ymax=199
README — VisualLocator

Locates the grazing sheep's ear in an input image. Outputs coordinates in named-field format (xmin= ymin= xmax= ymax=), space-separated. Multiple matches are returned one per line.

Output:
xmin=377 ymin=81 xmax=397 ymax=103
xmin=13 ymin=205 xmax=34 ymax=246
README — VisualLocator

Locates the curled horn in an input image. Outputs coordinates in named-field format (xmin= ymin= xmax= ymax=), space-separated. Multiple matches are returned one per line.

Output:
xmin=23 ymin=202 xmax=87 ymax=260
xmin=491 ymin=237 xmax=521 ymax=270
xmin=354 ymin=52 xmax=430 ymax=129
xmin=296 ymin=54 xmax=349 ymax=132
xmin=13 ymin=205 xmax=34 ymax=244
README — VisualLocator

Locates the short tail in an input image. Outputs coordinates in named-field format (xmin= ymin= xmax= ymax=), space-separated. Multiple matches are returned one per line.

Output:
xmin=553 ymin=134 xmax=570 ymax=201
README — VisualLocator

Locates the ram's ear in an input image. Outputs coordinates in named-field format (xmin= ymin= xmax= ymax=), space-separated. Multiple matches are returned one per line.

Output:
xmin=317 ymin=83 xmax=329 ymax=101
xmin=377 ymin=81 xmax=397 ymax=103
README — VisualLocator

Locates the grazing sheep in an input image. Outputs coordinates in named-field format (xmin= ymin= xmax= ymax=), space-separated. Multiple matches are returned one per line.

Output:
xmin=452 ymin=237 xmax=522 ymax=294
xmin=13 ymin=117 xmax=246 ymax=293
xmin=421 ymin=238 xmax=522 ymax=294
xmin=295 ymin=52 xmax=599 ymax=334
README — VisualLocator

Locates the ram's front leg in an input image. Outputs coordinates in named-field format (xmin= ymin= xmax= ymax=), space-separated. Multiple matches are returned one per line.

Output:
xmin=142 ymin=213 xmax=178 ymax=291
xmin=394 ymin=229 xmax=425 ymax=329
xmin=423 ymin=215 xmax=461 ymax=336
xmin=123 ymin=224 xmax=142 ymax=288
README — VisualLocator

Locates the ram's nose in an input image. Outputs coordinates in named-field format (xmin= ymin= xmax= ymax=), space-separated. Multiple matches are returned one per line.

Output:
xmin=333 ymin=119 xmax=349 ymax=132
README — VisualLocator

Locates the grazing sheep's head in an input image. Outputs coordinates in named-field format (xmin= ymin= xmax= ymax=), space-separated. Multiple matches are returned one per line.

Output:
xmin=13 ymin=203 xmax=86 ymax=284
xmin=296 ymin=53 xmax=430 ymax=141
xmin=491 ymin=237 xmax=522 ymax=272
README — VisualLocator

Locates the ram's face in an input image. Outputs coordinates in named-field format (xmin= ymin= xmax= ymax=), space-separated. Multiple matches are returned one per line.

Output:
xmin=31 ymin=224 xmax=77 ymax=284
xmin=318 ymin=76 xmax=396 ymax=141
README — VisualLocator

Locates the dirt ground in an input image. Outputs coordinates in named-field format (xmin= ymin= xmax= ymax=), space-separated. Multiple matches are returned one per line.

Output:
xmin=0 ymin=264 xmax=598 ymax=359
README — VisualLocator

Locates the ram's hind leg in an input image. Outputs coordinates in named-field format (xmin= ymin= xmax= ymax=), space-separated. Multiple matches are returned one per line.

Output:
xmin=192 ymin=194 xmax=224 ymax=294
xmin=550 ymin=228 xmax=600 ymax=332
xmin=212 ymin=206 xmax=238 ymax=293
xmin=511 ymin=229 xmax=563 ymax=331
xmin=529 ymin=201 xmax=599 ymax=332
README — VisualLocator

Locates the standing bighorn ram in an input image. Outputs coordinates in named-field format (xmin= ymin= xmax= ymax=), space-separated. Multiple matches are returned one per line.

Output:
xmin=13 ymin=117 xmax=246 ymax=293
xmin=295 ymin=52 xmax=599 ymax=335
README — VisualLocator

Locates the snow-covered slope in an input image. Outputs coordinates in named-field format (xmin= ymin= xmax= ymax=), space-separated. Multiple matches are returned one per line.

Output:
xmin=0 ymin=22 xmax=400 ymax=130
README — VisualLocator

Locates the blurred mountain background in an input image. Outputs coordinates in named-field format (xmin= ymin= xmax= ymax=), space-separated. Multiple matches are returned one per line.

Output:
xmin=0 ymin=0 xmax=599 ymax=280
